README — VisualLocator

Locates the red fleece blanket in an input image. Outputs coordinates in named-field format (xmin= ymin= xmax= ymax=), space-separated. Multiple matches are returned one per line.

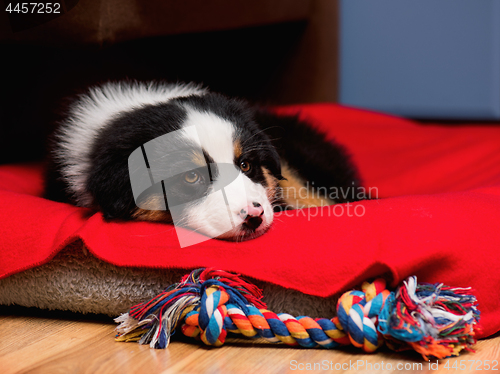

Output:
xmin=1 ymin=104 xmax=500 ymax=338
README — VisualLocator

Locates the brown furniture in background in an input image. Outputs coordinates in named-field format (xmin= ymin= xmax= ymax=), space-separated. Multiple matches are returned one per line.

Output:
xmin=0 ymin=0 xmax=339 ymax=164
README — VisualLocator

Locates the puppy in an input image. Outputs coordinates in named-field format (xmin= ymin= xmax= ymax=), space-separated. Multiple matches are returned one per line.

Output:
xmin=45 ymin=81 xmax=363 ymax=242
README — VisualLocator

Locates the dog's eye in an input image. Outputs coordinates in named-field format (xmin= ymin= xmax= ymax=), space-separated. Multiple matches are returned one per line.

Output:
xmin=240 ymin=161 xmax=251 ymax=172
xmin=184 ymin=171 xmax=200 ymax=184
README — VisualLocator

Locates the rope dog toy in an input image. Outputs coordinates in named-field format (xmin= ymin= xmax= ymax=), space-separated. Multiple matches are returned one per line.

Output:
xmin=115 ymin=268 xmax=480 ymax=360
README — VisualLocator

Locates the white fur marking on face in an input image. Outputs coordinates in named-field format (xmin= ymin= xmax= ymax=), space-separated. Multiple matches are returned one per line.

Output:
xmin=185 ymin=172 xmax=274 ymax=241
xmin=180 ymin=108 xmax=236 ymax=165
xmin=178 ymin=109 xmax=274 ymax=240
xmin=55 ymin=81 xmax=207 ymax=206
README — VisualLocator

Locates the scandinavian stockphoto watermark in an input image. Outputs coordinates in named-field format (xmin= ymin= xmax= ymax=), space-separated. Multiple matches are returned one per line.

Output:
xmin=128 ymin=128 xmax=375 ymax=247
xmin=275 ymin=182 xmax=377 ymax=220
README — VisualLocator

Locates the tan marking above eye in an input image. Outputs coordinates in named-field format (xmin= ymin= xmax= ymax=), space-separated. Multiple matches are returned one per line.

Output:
xmin=240 ymin=161 xmax=251 ymax=172
xmin=190 ymin=151 xmax=206 ymax=167
xmin=234 ymin=139 xmax=243 ymax=159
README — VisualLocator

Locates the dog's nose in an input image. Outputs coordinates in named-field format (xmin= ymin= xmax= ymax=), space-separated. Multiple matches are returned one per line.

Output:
xmin=239 ymin=202 xmax=264 ymax=230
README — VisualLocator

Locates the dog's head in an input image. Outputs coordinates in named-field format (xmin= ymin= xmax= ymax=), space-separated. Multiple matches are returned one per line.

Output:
xmin=127 ymin=93 xmax=282 ymax=243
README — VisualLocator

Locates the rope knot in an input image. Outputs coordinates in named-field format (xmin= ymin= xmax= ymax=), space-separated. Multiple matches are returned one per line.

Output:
xmin=335 ymin=279 xmax=391 ymax=352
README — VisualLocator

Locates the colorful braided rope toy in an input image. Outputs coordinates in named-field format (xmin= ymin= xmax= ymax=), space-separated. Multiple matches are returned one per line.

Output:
xmin=115 ymin=268 xmax=480 ymax=360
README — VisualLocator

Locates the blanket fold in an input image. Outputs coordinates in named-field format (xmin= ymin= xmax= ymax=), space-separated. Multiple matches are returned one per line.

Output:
xmin=1 ymin=104 xmax=499 ymax=338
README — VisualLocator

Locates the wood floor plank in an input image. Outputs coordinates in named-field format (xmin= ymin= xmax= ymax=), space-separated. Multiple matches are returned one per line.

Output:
xmin=0 ymin=311 xmax=498 ymax=374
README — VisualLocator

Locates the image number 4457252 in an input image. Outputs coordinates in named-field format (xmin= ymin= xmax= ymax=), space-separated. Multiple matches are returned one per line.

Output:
xmin=5 ymin=2 xmax=61 ymax=14
xmin=4 ymin=2 xmax=80 ymax=32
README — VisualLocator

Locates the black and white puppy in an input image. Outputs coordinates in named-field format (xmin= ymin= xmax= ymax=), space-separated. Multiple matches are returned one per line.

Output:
xmin=45 ymin=81 xmax=362 ymax=242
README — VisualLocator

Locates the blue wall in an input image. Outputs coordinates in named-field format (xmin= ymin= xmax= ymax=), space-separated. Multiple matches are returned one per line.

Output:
xmin=339 ymin=0 xmax=500 ymax=119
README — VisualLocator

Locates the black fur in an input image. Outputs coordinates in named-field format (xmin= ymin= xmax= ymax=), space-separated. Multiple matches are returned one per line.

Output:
xmin=86 ymin=102 xmax=187 ymax=219
xmin=254 ymin=110 xmax=363 ymax=205
xmin=175 ymin=94 xmax=283 ymax=185
xmin=45 ymin=86 xmax=363 ymax=225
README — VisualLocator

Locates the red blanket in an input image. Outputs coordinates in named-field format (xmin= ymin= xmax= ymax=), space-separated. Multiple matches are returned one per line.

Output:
xmin=1 ymin=104 xmax=500 ymax=338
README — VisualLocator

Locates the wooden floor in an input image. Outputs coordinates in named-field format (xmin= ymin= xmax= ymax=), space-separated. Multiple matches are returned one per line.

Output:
xmin=1 ymin=306 xmax=499 ymax=374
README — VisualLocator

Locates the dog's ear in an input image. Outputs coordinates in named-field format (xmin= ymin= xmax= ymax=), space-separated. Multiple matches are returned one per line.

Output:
xmin=87 ymin=163 xmax=138 ymax=221
xmin=268 ymin=150 xmax=283 ymax=181
xmin=251 ymin=108 xmax=285 ymax=179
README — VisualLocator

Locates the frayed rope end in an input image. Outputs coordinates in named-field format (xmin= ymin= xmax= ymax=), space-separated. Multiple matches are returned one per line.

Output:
xmin=115 ymin=268 xmax=264 ymax=349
